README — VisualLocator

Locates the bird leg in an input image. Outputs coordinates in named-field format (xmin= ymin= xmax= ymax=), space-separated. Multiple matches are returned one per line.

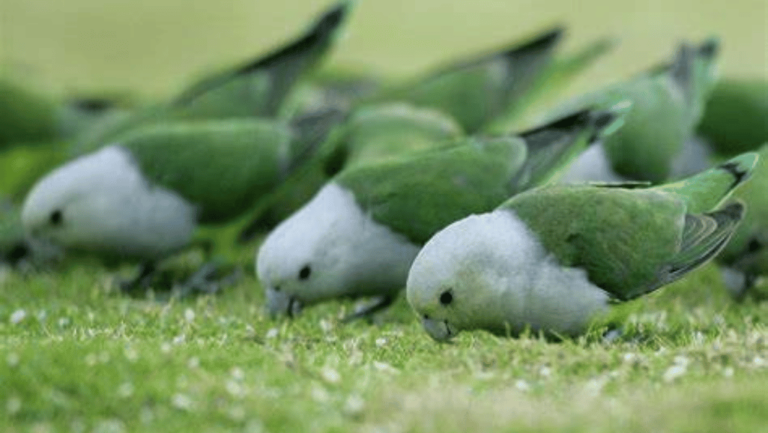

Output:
xmin=119 ymin=262 xmax=157 ymax=295
xmin=341 ymin=295 xmax=395 ymax=323
xmin=171 ymin=262 xmax=242 ymax=298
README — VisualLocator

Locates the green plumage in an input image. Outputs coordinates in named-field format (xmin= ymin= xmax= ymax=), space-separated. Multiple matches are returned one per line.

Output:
xmin=324 ymin=103 xmax=463 ymax=172
xmin=336 ymin=108 xmax=619 ymax=243
xmin=0 ymin=79 xmax=58 ymax=146
xmin=119 ymin=112 xmax=340 ymax=223
xmin=503 ymin=153 xmax=754 ymax=300
xmin=560 ymin=41 xmax=719 ymax=182
xmin=370 ymin=28 xmax=564 ymax=133
xmin=237 ymin=103 xmax=464 ymax=236
xmin=697 ymin=78 xmax=768 ymax=155
xmin=337 ymin=137 xmax=528 ymax=243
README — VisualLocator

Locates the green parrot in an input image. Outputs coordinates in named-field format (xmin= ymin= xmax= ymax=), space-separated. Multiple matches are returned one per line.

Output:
xmin=559 ymin=39 xmax=720 ymax=184
xmin=75 ymin=1 xmax=354 ymax=152
xmin=406 ymin=153 xmax=757 ymax=341
xmin=20 ymin=109 xmax=344 ymax=294
xmin=256 ymin=103 xmax=629 ymax=320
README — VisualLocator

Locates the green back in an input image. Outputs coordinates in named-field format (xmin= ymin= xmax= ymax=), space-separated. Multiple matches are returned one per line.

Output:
xmin=334 ymin=103 xmax=463 ymax=169
xmin=594 ymin=75 xmax=688 ymax=182
xmin=0 ymin=79 xmax=58 ymax=146
xmin=120 ymin=119 xmax=293 ymax=223
xmin=337 ymin=137 xmax=529 ymax=243
xmin=506 ymin=186 xmax=687 ymax=299
xmin=698 ymin=79 xmax=768 ymax=155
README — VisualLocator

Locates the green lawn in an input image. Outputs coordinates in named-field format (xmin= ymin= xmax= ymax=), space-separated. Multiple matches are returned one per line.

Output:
xmin=1 ymin=250 xmax=768 ymax=432
xmin=2 ymin=0 xmax=768 ymax=431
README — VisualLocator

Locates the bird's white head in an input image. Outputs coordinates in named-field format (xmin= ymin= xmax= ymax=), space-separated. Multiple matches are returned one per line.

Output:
xmin=406 ymin=210 xmax=546 ymax=341
xmin=21 ymin=145 xmax=197 ymax=261
xmin=256 ymin=182 xmax=421 ymax=317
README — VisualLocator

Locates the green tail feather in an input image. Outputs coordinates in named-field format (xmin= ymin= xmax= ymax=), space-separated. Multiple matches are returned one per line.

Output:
xmin=654 ymin=152 xmax=759 ymax=213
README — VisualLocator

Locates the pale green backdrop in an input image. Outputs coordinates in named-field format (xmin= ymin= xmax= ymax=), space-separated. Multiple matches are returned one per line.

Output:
xmin=1 ymin=0 xmax=766 ymax=100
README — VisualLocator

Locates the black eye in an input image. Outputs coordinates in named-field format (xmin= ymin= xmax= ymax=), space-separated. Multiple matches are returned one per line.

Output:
xmin=439 ymin=289 xmax=453 ymax=306
xmin=50 ymin=209 xmax=63 ymax=226
xmin=298 ymin=265 xmax=311 ymax=281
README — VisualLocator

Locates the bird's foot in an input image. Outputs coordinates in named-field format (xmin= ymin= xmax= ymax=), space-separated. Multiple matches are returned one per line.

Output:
xmin=119 ymin=263 xmax=157 ymax=296
xmin=341 ymin=296 xmax=395 ymax=323
xmin=171 ymin=262 xmax=242 ymax=298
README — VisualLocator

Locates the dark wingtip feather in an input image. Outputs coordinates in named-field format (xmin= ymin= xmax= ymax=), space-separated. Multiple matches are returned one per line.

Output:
xmin=67 ymin=98 xmax=117 ymax=113
xmin=500 ymin=26 xmax=565 ymax=60
xmin=519 ymin=109 xmax=592 ymax=142
xmin=173 ymin=1 xmax=352 ymax=105
xmin=717 ymin=152 xmax=759 ymax=191
xmin=698 ymin=37 xmax=720 ymax=59
xmin=236 ymin=0 xmax=352 ymax=75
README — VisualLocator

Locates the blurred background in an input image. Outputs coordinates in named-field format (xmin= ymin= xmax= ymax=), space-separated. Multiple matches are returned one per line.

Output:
xmin=1 ymin=0 xmax=766 ymax=102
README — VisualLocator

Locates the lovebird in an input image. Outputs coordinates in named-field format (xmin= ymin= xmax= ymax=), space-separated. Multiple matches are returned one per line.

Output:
xmin=76 ymin=1 xmax=353 ymax=151
xmin=20 ymin=109 xmax=344 ymax=294
xmin=256 ymin=103 xmax=629 ymax=320
xmin=237 ymin=102 xmax=464 ymax=237
xmin=559 ymin=39 xmax=719 ymax=184
xmin=406 ymin=153 xmax=757 ymax=341
xmin=369 ymin=27 xmax=614 ymax=134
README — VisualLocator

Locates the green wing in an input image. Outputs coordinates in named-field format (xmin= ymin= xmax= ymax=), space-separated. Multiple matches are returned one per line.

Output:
xmin=169 ymin=1 xmax=353 ymax=119
xmin=337 ymin=136 xmax=530 ymax=243
xmin=0 ymin=79 xmax=58 ymax=146
xmin=512 ymin=104 xmax=628 ymax=191
xmin=505 ymin=185 xmax=742 ymax=300
xmin=373 ymin=27 xmax=563 ymax=133
xmin=652 ymin=152 xmax=758 ymax=214
xmin=553 ymin=41 xmax=716 ymax=183
xmin=121 ymin=111 xmax=340 ymax=224
xmin=599 ymin=76 xmax=689 ymax=182
xmin=324 ymin=103 xmax=463 ymax=175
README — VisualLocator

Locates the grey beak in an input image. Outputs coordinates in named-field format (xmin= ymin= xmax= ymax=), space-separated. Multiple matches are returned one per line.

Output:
xmin=421 ymin=317 xmax=457 ymax=342
xmin=265 ymin=287 xmax=303 ymax=318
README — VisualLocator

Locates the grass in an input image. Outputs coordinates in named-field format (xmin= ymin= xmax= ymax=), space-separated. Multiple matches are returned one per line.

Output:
xmin=2 ymin=0 xmax=768 ymax=431
xmin=1 ymin=246 xmax=768 ymax=432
